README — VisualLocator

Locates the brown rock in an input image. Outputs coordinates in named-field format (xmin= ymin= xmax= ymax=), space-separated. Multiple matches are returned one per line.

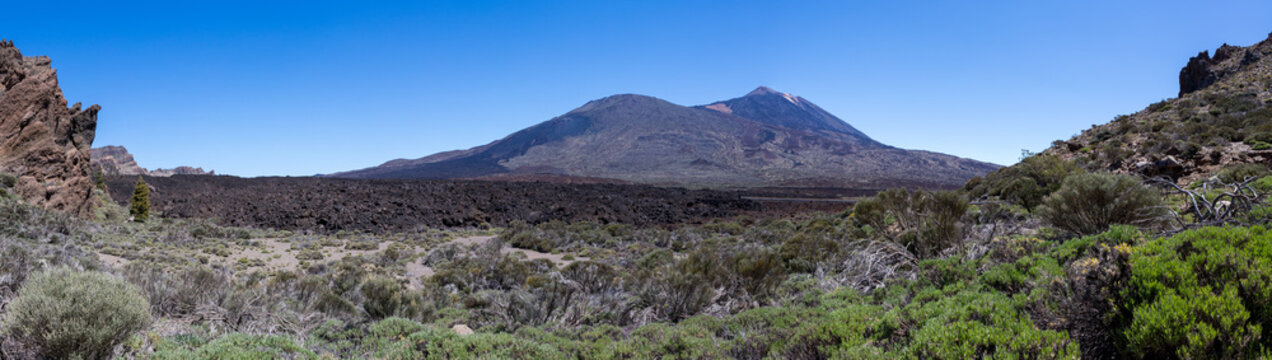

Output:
xmin=0 ymin=40 xmax=97 ymax=217
xmin=91 ymin=145 xmax=214 ymax=177
xmin=149 ymin=166 xmax=213 ymax=177
xmin=91 ymin=145 xmax=147 ymax=175
xmin=451 ymin=324 xmax=474 ymax=335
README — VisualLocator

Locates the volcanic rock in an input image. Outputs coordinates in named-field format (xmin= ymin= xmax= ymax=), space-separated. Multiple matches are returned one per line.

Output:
xmin=1179 ymin=33 xmax=1269 ymax=96
xmin=91 ymin=145 xmax=214 ymax=177
xmin=91 ymin=145 xmax=146 ymax=175
xmin=0 ymin=40 xmax=97 ymax=216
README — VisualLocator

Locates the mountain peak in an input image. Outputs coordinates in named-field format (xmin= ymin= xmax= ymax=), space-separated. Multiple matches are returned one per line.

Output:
xmin=334 ymin=86 xmax=997 ymax=187
xmin=746 ymin=86 xmax=783 ymax=97
xmin=568 ymin=93 xmax=673 ymax=115
xmin=703 ymin=87 xmax=882 ymax=146
xmin=744 ymin=86 xmax=805 ymax=105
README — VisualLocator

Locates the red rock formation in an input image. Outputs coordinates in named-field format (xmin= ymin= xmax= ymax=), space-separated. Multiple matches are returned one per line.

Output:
xmin=90 ymin=145 xmax=146 ymax=175
xmin=0 ymin=40 xmax=97 ymax=216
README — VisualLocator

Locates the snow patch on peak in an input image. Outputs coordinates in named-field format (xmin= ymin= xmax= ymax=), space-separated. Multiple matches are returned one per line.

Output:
xmin=781 ymin=93 xmax=799 ymax=104
xmin=746 ymin=86 xmax=799 ymax=104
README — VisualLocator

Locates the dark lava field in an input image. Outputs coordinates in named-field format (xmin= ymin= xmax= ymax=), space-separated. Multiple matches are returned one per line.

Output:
xmin=106 ymin=175 xmax=850 ymax=233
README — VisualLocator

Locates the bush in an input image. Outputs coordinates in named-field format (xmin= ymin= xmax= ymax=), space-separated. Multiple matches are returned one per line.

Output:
xmin=894 ymin=287 xmax=1078 ymax=359
xmin=1115 ymin=226 xmax=1272 ymax=359
xmin=1036 ymin=172 xmax=1166 ymax=235
xmin=779 ymin=234 xmax=839 ymax=272
xmin=0 ymin=172 xmax=16 ymax=189
xmin=0 ymin=172 xmax=15 ymax=198
xmin=1 ymin=268 xmax=152 ymax=360
xmin=379 ymin=326 xmax=568 ymax=360
xmin=853 ymin=189 xmax=968 ymax=258
xmin=361 ymin=276 xmax=407 ymax=320
xmin=964 ymin=154 xmax=1084 ymax=210
xmin=150 ymin=333 xmax=318 ymax=359
xmin=1215 ymin=163 xmax=1270 ymax=183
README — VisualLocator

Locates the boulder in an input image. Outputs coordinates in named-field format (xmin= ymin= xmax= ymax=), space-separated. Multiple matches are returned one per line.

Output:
xmin=451 ymin=324 xmax=474 ymax=336
xmin=1135 ymin=156 xmax=1186 ymax=181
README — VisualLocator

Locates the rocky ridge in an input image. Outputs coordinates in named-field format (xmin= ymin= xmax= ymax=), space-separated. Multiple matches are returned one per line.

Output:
xmin=1046 ymin=32 xmax=1272 ymax=184
xmin=91 ymin=145 xmax=213 ymax=177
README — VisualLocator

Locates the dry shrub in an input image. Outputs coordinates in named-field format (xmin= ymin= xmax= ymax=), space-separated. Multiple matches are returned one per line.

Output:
xmin=1 ymin=268 xmax=151 ymax=360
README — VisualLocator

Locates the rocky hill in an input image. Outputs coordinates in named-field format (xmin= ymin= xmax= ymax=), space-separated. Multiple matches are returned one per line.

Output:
xmin=334 ymin=87 xmax=999 ymax=188
xmin=0 ymin=40 xmax=97 ymax=216
xmin=91 ymin=145 xmax=213 ymax=177
xmin=1044 ymin=32 xmax=1272 ymax=184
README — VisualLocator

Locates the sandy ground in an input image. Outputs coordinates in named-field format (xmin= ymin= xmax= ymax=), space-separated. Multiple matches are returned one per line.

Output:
xmin=98 ymin=234 xmax=588 ymax=290
xmin=97 ymin=252 xmax=129 ymax=269
xmin=403 ymin=235 xmax=588 ymax=289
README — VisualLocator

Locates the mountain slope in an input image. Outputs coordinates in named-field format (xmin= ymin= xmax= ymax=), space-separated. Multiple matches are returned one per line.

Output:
xmin=1043 ymin=32 xmax=1272 ymax=184
xmin=334 ymin=87 xmax=999 ymax=188
xmin=698 ymin=86 xmax=882 ymax=146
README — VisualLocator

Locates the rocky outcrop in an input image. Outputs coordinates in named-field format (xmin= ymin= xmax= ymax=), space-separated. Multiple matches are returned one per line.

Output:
xmin=90 ymin=145 xmax=146 ymax=175
xmin=149 ymin=166 xmax=213 ymax=177
xmin=91 ymin=145 xmax=214 ymax=177
xmin=1179 ymin=33 xmax=1270 ymax=96
xmin=0 ymin=40 xmax=97 ymax=216
xmin=1048 ymin=32 xmax=1272 ymax=186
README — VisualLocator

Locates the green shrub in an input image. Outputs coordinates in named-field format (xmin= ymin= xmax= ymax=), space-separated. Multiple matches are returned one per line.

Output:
xmin=964 ymin=154 xmax=1084 ymax=210
xmin=894 ymin=287 xmax=1078 ymax=359
xmin=345 ymin=238 xmax=379 ymax=250
xmin=361 ymin=276 xmax=405 ymax=320
xmin=1036 ymin=172 xmax=1166 ymax=235
xmin=779 ymin=233 xmax=839 ymax=272
xmin=853 ymin=189 xmax=968 ymax=258
xmin=1252 ymin=176 xmax=1272 ymax=193
xmin=93 ymin=167 xmax=108 ymax=191
xmin=296 ymin=248 xmax=324 ymax=260
xmin=150 ymin=333 xmax=318 ymax=359
xmin=1 ymin=268 xmax=152 ymax=360
xmin=378 ymin=326 xmax=568 ymax=360
xmin=369 ymin=317 xmax=424 ymax=339
xmin=1216 ymin=163 xmax=1270 ymax=183
xmin=1147 ymin=99 xmax=1173 ymax=113
xmin=0 ymin=172 xmax=16 ymax=188
xmin=1115 ymin=226 xmax=1272 ymax=359
xmin=1244 ymin=131 xmax=1272 ymax=146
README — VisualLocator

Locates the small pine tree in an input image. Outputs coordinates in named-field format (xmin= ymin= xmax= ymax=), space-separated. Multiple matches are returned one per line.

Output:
xmin=129 ymin=177 xmax=149 ymax=222
xmin=93 ymin=167 xmax=108 ymax=191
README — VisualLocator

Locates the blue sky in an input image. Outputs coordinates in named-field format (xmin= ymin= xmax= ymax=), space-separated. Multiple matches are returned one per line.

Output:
xmin=3 ymin=1 xmax=1271 ymax=176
